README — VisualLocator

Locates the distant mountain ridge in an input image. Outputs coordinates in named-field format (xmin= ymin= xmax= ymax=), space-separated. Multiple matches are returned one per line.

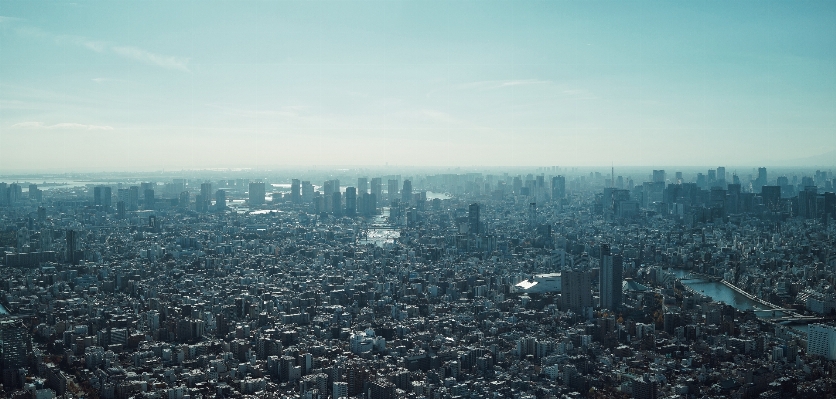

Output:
xmin=769 ymin=149 xmax=836 ymax=167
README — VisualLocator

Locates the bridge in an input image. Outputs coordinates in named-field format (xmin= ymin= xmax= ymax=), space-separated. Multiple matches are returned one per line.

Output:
xmin=679 ymin=271 xmax=722 ymax=282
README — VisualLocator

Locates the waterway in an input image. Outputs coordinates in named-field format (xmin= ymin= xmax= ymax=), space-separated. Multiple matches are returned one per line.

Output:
xmin=358 ymin=207 xmax=399 ymax=247
xmin=670 ymin=269 xmax=810 ymax=334
xmin=670 ymin=269 xmax=762 ymax=311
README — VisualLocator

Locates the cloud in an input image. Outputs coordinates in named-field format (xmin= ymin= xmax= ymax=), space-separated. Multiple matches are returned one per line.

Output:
xmin=11 ymin=121 xmax=113 ymax=130
xmin=11 ymin=23 xmax=189 ymax=72
xmin=111 ymin=46 xmax=190 ymax=72
xmin=0 ymin=15 xmax=23 ymax=23
xmin=92 ymin=78 xmax=128 ymax=84
xmin=458 ymin=79 xmax=552 ymax=90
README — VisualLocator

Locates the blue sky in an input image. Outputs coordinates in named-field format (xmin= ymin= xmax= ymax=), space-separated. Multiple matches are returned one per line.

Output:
xmin=1 ymin=1 xmax=834 ymax=171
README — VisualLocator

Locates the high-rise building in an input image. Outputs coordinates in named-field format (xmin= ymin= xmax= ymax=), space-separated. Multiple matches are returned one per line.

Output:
xmin=752 ymin=167 xmax=768 ymax=193
xmin=468 ymin=203 xmax=480 ymax=234
xmin=128 ymin=186 xmax=139 ymax=210
xmin=144 ymin=189 xmax=155 ymax=209
xmin=301 ymin=181 xmax=313 ymax=203
xmin=388 ymin=180 xmax=398 ymax=202
xmin=179 ymin=191 xmax=190 ymax=209
xmin=1 ymin=318 xmax=29 ymax=389
xmin=28 ymin=184 xmax=42 ymax=202
xmin=357 ymin=177 xmax=368 ymax=194
xmin=200 ymin=182 xmax=212 ymax=201
xmin=198 ymin=182 xmax=212 ymax=210
xmin=808 ymin=324 xmax=836 ymax=360
xmin=323 ymin=180 xmax=335 ymax=212
xmin=401 ymin=180 xmax=412 ymax=204
xmin=361 ymin=192 xmax=376 ymax=216
xmin=561 ymin=269 xmax=592 ymax=313
xmin=652 ymin=170 xmax=666 ymax=183
xmin=333 ymin=382 xmax=348 ymax=399
xmin=371 ymin=178 xmax=382 ymax=207
xmin=345 ymin=187 xmax=357 ymax=216
xmin=761 ymin=186 xmax=781 ymax=212
xmin=249 ymin=182 xmax=266 ymax=206
xmin=551 ymin=176 xmax=565 ymax=201
xmin=94 ymin=186 xmax=112 ymax=209
xmin=291 ymin=179 xmax=301 ymax=204
xmin=215 ymin=190 xmax=227 ymax=211
xmin=332 ymin=192 xmax=342 ymax=217
xmin=66 ymin=229 xmax=80 ymax=265
xmin=599 ymin=244 xmax=623 ymax=310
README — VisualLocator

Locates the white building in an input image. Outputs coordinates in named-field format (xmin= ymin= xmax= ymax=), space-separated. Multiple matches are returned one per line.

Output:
xmin=808 ymin=324 xmax=836 ymax=360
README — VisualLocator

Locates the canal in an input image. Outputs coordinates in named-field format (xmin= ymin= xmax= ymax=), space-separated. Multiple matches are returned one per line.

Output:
xmin=669 ymin=269 xmax=810 ymax=334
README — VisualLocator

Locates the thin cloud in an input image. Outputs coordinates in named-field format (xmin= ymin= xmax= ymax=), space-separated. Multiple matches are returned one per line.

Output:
xmin=458 ymin=79 xmax=551 ymax=90
xmin=92 ymin=78 xmax=129 ymax=84
xmin=11 ymin=121 xmax=113 ymax=130
xmin=11 ymin=23 xmax=189 ymax=72
xmin=112 ymin=46 xmax=190 ymax=72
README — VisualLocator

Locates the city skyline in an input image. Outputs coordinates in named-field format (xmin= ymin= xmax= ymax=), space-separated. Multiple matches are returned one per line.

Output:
xmin=2 ymin=1 xmax=835 ymax=171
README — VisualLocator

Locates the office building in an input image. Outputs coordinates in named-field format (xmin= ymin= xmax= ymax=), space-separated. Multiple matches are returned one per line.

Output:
xmin=652 ymin=170 xmax=666 ymax=183
xmin=599 ymin=244 xmax=623 ymax=310
xmin=144 ymin=189 xmax=155 ymax=209
xmin=371 ymin=178 xmax=382 ymax=206
xmin=215 ymin=190 xmax=227 ymax=211
xmin=561 ymin=269 xmax=592 ymax=313
xmin=1 ymin=318 xmax=29 ymax=389
xmin=290 ymin=179 xmax=301 ymax=204
xmin=66 ymin=229 xmax=80 ymax=265
xmin=249 ymin=182 xmax=266 ymax=206
xmin=552 ymin=175 xmax=565 ymax=201
xmin=179 ymin=191 xmax=190 ymax=209
xmin=94 ymin=186 xmax=112 ymax=209
xmin=808 ymin=324 xmax=836 ymax=360
xmin=128 ymin=186 xmax=139 ymax=210
xmin=357 ymin=177 xmax=368 ymax=194
xmin=468 ymin=203 xmax=480 ymax=234
xmin=401 ymin=180 xmax=412 ymax=204
xmin=388 ymin=179 xmax=398 ymax=202
xmin=301 ymin=181 xmax=313 ymax=203
xmin=345 ymin=187 xmax=357 ymax=216
xmin=761 ymin=186 xmax=781 ymax=212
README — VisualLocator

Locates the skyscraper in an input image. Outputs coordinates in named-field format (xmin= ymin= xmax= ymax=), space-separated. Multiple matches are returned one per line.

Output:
xmin=401 ymin=180 xmax=412 ymax=204
xmin=388 ymin=180 xmax=398 ymax=202
xmin=599 ymin=244 xmax=623 ymax=310
xmin=128 ymin=186 xmax=139 ymax=210
xmin=561 ymin=269 xmax=592 ymax=313
xmin=468 ymin=203 xmax=480 ymax=234
xmin=291 ymin=179 xmax=301 ymax=204
xmin=66 ymin=229 xmax=80 ymax=265
xmin=652 ymin=170 xmax=666 ymax=183
xmin=249 ymin=182 xmax=266 ymax=206
xmin=144 ymin=189 xmax=155 ymax=209
xmin=215 ymin=190 xmax=227 ymax=211
xmin=301 ymin=181 xmax=314 ymax=203
xmin=332 ymin=191 xmax=342 ymax=217
xmin=323 ymin=180 xmax=335 ymax=212
xmin=371 ymin=178 xmax=382 ymax=207
xmin=357 ymin=177 xmax=368 ymax=194
xmin=345 ymin=187 xmax=357 ymax=216
xmin=551 ymin=175 xmax=565 ymax=201
xmin=94 ymin=186 xmax=112 ymax=209
xmin=200 ymin=181 xmax=212 ymax=209
xmin=1 ymin=318 xmax=29 ymax=389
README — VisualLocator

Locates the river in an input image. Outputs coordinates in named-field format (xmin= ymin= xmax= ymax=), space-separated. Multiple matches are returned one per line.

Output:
xmin=669 ymin=269 xmax=810 ymax=334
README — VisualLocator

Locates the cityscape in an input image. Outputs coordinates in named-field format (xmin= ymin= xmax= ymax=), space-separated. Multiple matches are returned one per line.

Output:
xmin=1 ymin=166 xmax=835 ymax=398
xmin=2 ymin=1 xmax=836 ymax=398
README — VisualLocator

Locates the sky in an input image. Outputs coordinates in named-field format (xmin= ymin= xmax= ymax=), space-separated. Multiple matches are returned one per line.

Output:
xmin=1 ymin=1 xmax=835 ymax=172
